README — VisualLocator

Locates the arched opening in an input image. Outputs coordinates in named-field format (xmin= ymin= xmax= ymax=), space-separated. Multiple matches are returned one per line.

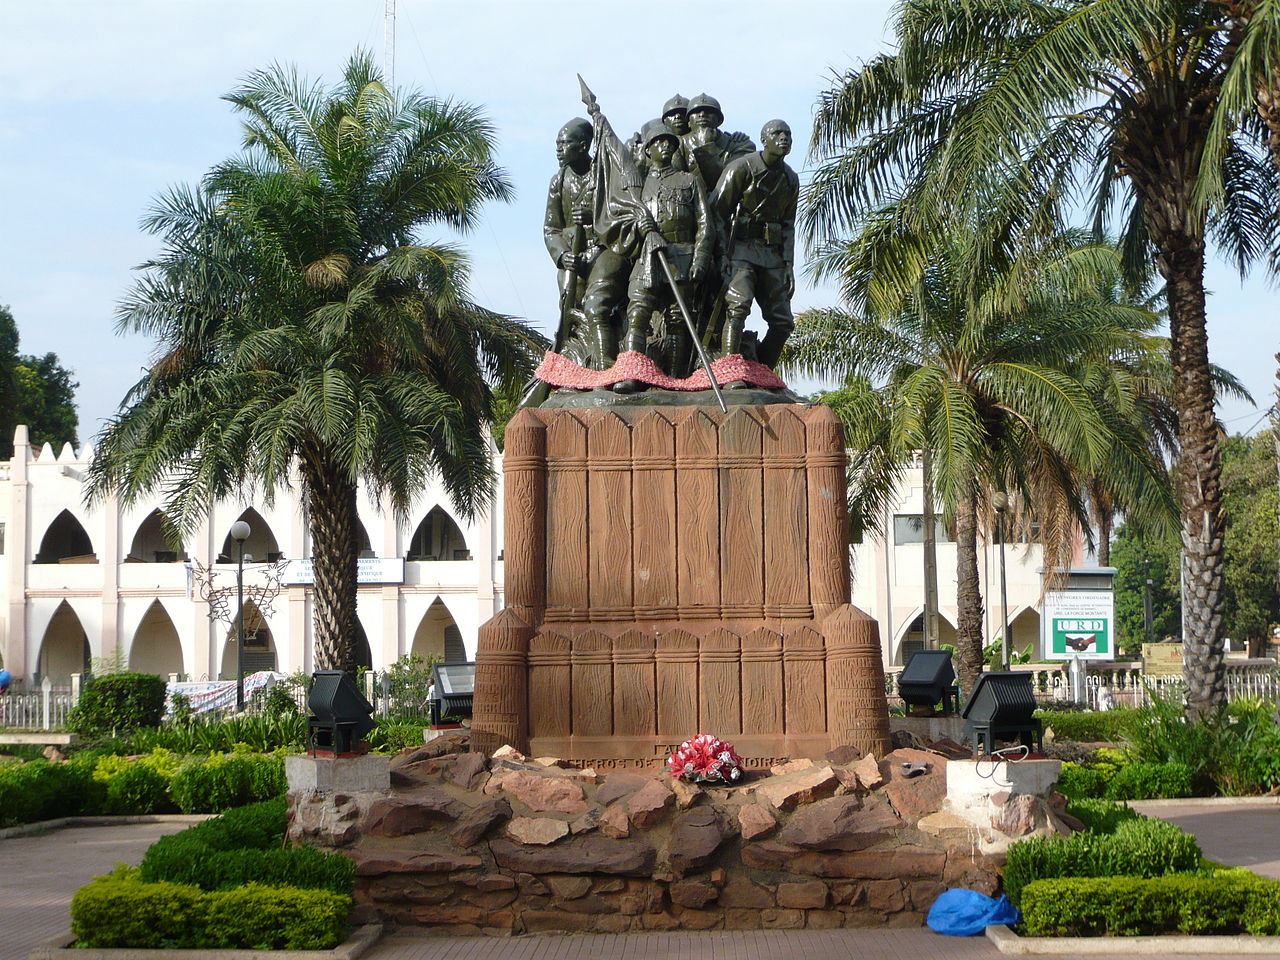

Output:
xmin=217 ymin=508 xmax=282 ymax=564
xmin=1006 ymin=607 xmax=1043 ymax=660
xmin=357 ymin=521 xmax=374 ymax=559
xmin=129 ymin=600 xmax=185 ymax=676
xmin=218 ymin=601 xmax=277 ymax=679
xmin=407 ymin=507 xmax=470 ymax=562
xmin=126 ymin=510 xmax=188 ymax=563
xmin=411 ymin=598 xmax=466 ymax=662
xmin=35 ymin=510 xmax=95 ymax=564
xmin=895 ymin=610 xmax=959 ymax=665
xmin=36 ymin=601 xmax=91 ymax=683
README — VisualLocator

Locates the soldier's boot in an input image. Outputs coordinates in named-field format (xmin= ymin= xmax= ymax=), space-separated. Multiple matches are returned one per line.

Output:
xmin=720 ymin=307 xmax=752 ymax=389
xmin=590 ymin=318 xmax=618 ymax=371
xmin=613 ymin=308 xmax=651 ymax=395
xmin=757 ymin=317 xmax=795 ymax=369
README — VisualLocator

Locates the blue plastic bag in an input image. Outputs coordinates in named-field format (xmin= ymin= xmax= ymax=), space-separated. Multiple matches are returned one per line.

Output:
xmin=926 ymin=888 xmax=1020 ymax=936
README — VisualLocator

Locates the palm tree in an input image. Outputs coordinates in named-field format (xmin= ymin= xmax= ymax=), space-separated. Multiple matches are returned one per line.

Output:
xmin=786 ymin=227 xmax=1173 ymax=694
xmin=87 ymin=54 xmax=546 ymax=674
xmin=807 ymin=0 xmax=1280 ymax=714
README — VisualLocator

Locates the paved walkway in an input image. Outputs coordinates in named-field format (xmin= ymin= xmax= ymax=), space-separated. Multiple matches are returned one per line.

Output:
xmin=3 ymin=808 xmax=1278 ymax=960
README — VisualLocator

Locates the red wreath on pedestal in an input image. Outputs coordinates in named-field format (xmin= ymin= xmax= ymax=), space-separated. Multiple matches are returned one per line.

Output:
xmin=665 ymin=733 xmax=745 ymax=784
xmin=534 ymin=350 xmax=786 ymax=392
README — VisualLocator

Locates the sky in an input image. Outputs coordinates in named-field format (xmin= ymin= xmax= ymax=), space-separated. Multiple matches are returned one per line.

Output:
xmin=0 ymin=0 xmax=1275 ymax=441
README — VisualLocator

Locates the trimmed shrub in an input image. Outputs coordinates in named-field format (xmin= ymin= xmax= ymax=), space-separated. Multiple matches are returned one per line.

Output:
xmin=1020 ymin=870 xmax=1280 ymax=937
xmin=104 ymin=761 xmax=173 ymax=815
xmin=1056 ymin=763 xmax=1111 ymax=799
xmin=71 ymin=872 xmax=349 ymax=950
xmin=68 ymin=673 xmax=168 ymax=735
xmin=1003 ymin=817 xmax=1202 ymax=906
xmin=169 ymin=750 xmax=286 ymax=813
xmin=1037 ymin=708 xmax=1139 ymax=743
xmin=142 ymin=839 xmax=354 ymax=895
xmin=1104 ymin=761 xmax=1195 ymax=800
xmin=150 ymin=796 xmax=287 ymax=853
xmin=1063 ymin=797 xmax=1142 ymax=834
xmin=0 ymin=758 xmax=98 ymax=827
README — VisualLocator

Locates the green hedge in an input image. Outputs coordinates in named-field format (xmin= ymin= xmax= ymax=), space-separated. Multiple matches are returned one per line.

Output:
xmin=1003 ymin=817 xmax=1202 ymax=906
xmin=68 ymin=673 xmax=168 ymax=735
xmin=1056 ymin=763 xmax=1111 ymax=799
xmin=0 ymin=755 xmax=101 ymax=827
xmin=1037 ymin=708 xmax=1139 ymax=743
xmin=1020 ymin=870 xmax=1280 ymax=937
xmin=179 ymin=795 xmax=288 ymax=849
xmin=1063 ymin=797 xmax=1142 ymax=834
xmin=1104 ymin=761 xmax=1194 ymax=801
xmin=71 ymin=873 xmax=349 ymax=949
xmin=168 ymin=751 xmax=286 ymax=813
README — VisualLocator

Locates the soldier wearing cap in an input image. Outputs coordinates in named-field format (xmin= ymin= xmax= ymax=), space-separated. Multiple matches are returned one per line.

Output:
xmin=710 ymin=119 xmax=799 ymax=369
xmin=605 ymin=119 xmax=712 ymax=390
xmin=683 ymin=93 xmax=755 ymax=193
xmin=544 ymin=117 xmax=628 ymax=368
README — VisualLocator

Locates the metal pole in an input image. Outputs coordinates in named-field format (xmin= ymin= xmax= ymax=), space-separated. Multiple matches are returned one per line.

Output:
xmin=655 ymin=248 xmax=727 ymax=413
xmin=1143 ymin=559 xmax=1154 ymax=645
xmin=998 ymin=509 xmax=1010 ymax=670
xmin=236 ymin=539 xmax=245 ymax=711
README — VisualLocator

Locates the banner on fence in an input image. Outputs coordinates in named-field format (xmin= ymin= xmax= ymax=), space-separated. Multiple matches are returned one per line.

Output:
xmin=166 ymin=671 xmax=285 ymax=714
xmin=1141 ymin=642 xmax=1184 ymax=675
xmin=1041 ymin=589 xmax=1114 ymax=661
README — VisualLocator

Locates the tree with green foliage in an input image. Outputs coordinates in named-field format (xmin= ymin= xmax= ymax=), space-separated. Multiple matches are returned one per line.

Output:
xmin=1111 ymin=523 xmax=1181 ymax=653
xmin=787 ymin=226 xmax=1172 ymax=694
xmin=1220 ymin=429 xmax=1280 ymax=653
xmin=88 ymin=53 xmax=545 ymax=675
xmin=807 ymin=0 xmax=1280 ymax=715
xmin=0 ymin=304 xmax=80 ymax=459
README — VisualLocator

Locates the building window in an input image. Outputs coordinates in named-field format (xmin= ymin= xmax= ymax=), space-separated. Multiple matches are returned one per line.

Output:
xmin=893 ymin=514 xmax=952 ymax=544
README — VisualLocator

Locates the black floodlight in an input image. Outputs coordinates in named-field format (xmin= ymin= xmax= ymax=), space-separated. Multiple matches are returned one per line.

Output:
xmin=961 ymin=671 xmax=1043 ymax=757
xmin=898 ymin=650 xmax=960 ymax=715
xmin=429 ymin=661 xmax=475 ymax=725
xmin=307 ymin=670 xmax=376 ymax=755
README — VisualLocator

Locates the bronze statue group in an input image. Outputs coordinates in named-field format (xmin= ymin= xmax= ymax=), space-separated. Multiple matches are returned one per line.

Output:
xmin=538 ymin=85 xmax=797 ymax=398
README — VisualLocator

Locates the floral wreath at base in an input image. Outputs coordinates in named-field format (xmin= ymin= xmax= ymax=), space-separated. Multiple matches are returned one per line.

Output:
xmin=664 ymin=733 xmax=744 ymax=784
xmin=534 ymin=350 xmax=787 ymax=392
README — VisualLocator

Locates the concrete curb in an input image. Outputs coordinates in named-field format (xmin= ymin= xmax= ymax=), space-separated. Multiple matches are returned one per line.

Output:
xmin=0 ymin=814 xmax=213 ymax=841
xmin=986 ymin=923 xmax=1280 ymax=954
xmin=28 ymin=923 xmax=382 ymax=960
xmin=1128 ymin=796 xmax=1280 ymax=810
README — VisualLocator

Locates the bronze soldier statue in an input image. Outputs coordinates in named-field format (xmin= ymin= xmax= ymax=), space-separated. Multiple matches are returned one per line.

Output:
xmin=683 ymin=93 xmax=755 ymax=194
xmin=543 ymin=118 xmax=629 ymax=369
xmin=607 ymin=119 xmax=712 ymax=391
xmin=710 ymin=119 xmax=799 ymax=369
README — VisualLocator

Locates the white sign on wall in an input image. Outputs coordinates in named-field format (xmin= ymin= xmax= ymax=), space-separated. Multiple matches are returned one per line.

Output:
xmin=284 ymin=557 xmax=405 ymax=586
xmin=1041 ymin=588 xmax=1115 ymax=661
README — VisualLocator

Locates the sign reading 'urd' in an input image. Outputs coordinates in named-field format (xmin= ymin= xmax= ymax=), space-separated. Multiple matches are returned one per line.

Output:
xmin=1042 ymin=589 xmax=1115 ymax=661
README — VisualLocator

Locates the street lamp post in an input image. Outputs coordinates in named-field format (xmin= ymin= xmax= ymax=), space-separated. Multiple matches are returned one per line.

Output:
xmin=230 ymin=520 xmax=251 ymax=710
xmin=992 ymin=492 xmax=1011 ymax=671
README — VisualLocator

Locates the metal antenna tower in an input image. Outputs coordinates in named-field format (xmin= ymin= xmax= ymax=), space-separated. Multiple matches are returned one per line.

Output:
xmin=384 ymin=0 xmax=396 ymax=88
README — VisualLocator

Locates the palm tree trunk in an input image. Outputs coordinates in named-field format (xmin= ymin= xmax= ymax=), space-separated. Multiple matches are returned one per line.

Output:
xmin=1089 ymin=479 xmax=1113 ymax=567
xmin=953 ymin=481 xmax=985 ymax=697
xmin=299 ymin=447 xmax=360 ymax=675
xmin=922 ymin=447 xmax=941 ymax=647
xmin=1162 ymin=239 xmax=1227 ymax=717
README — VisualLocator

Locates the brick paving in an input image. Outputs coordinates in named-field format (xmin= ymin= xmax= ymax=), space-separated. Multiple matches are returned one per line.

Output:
xmin=0 ymin=821 xmax=189 ymax=960
xmin=1131 ymin=799 xmax=1280 ymax=878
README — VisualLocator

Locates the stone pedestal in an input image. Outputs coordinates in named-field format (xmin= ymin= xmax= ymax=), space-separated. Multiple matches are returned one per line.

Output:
xmin=285 ymin=754 xmax=391 ymax=792
xmin=926 ymin=758 xmax=1064 ymax=853
xmin=472 ymin=404 xmax=893 ymax=766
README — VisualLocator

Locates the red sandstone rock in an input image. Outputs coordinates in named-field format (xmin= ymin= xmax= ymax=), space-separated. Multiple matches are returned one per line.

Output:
xmin=596 ymin=772 xmax=650 ymax=806
xmin=881 ymin=749 xmax=946 ymax=823
xmin=749 ymin=765 xmax=838 ymax=810
xmin=769 ymin=758 xmax=814 ymax=777
xmin=491 ymin=744 xmax=527 ymax=762
xmin=445 ymin=752 xmax=489 ymax=791
xmin=670 ymin=879 xmax=719 ymax=908
xmin=825 ymin=745 xmax=862 ymax=765
xmin=668 ymin=807 xmax=729 ymax=873
xmin=450 ymin=797 xmax=511 ymax=848
xmin=492 ymin=769 xmax=588 ymax=815
xmin=717 ymin=877 xmax=775 ymax=908
xmin=490 ymin=836 xmax=656 ymax=876
xmin=737 ymin=802 xmax=777 ymax=840
xmin=992 ymin=794 xmax=1041 ymax=837
xmin=363 ymin=792 xmax=457 ymax=838
xmin=669 ymin=777 xmax=701 ymax=809
xmin=570 ymin=807 xmax=602 ymax=835
xmin=776 ymin=880 xmax=828 ymax=909
xmin=852 ymin=753 xmax=884 ymax=789
xmin=779 ymin=794 xmax=902 ymax=851
xmin=506 ymin=816 xmax=570 ymax=845
xmin=600 ymin=803 xmax=631 ymax=839
xmin=545 ymin=874 xmax=593 ymax=899
xmin=864 ymin=879 xmax=907 ymax=912
xmin=760 ymin=908 xmax=805 ymax=929
xmin=741 ymin=841 xmax=946 ymax=879
xmin=626 ymin=778 xmax=674 ymax=828
xmin=350 ymin=849 xmax=483 ymax=876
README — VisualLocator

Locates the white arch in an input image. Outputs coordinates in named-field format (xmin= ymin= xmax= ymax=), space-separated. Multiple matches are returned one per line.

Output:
xmin=126 ymin=599 xmax=186 ymax=676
